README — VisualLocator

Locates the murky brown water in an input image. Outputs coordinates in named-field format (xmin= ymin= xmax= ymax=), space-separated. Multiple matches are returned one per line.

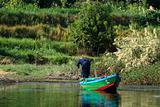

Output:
xmin=0 ymin=82 xmax=159 ymax=107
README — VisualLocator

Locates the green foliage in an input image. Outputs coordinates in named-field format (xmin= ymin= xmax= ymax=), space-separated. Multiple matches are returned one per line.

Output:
xmin=48 ymin=55 xmax=69 ymax=64
xmin=5 ymin=0 xmax=25 ymax=8
xmin=146 ymin=10 xmax=160 ymax=26
xmin=111 ymin=4 xmax=147 ymax=27
xmin=0 ymin=7 xmax=78 ymax=26
xmin=0 ymin=0 xmax=10 ymax=5
xmin=0 ymin=63 xmax=76 ymax=78
xmin=0 ymin=37 xmax=77 ymax=64
xmin=111 ymin=3 xmax=160 ymax=27
xmin=122 ymin=62 xmax=160 ymax=85
xmin=70 ymin=2 xmax=114 ymax=54
xmin=95 ymin=53 xmax=124 ymax=75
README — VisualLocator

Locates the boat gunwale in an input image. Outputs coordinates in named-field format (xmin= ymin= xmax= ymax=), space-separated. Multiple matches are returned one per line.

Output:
xmin=80 ymin=74 xmax=118 ymax=85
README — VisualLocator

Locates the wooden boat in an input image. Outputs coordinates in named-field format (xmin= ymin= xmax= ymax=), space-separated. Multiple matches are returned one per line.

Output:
xmin=80 ymin=73 xmax=121 ymax=93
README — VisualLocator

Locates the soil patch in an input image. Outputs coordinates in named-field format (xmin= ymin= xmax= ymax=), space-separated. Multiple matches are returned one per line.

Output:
xmin=0 ymin=70 xmax=16 ymax=75
xmin=0 ymin=70 xmax=16 ymax=84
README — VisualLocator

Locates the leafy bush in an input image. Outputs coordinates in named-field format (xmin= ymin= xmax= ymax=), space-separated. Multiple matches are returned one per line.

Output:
xmin=146 ymin=10 xmax=160 ymax=26
xmin=69 ymin=1 xmax=115 ymax=54
xmin=0 ymin=0 xmax=10 ymax=5
xmin=5 ymin=0 xmax=25 ymax=8
xmin=115 ymin=27 xmax=160 ymax=69
xmin=95 ymin=53 xmax=124 ymax=75
xmin=122 ymin=62 xmax=160 ymax=85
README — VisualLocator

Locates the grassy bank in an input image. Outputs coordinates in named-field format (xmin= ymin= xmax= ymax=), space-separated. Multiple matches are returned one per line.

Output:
xmin=0 ymin=62 xmax=160 ymax=85
xmin=0 ymin=2 xmax=160 ymax=85
xmin=0 ymin=63 xmax=77 ymax=82
xmin=121 ymin=62 xmax=160 ymax=85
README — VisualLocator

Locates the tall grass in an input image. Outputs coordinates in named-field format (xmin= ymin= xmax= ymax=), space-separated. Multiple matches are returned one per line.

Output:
xmin=1 ymin=4 xmax=79 ymax=16
xmin=110 ymin=3 xmax=160 ymax=27
xmin=0 ymin=63 xmax=77 ymax=81
xmin=0 ymin=37 xmax=77 ymax=64
xmin=0 ymin=6 xmax=79 ymax=26
xmin=121 ymin=62 xmax=160 ymax=85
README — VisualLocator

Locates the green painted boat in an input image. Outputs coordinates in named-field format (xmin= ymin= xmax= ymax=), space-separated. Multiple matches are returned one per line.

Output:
xmin=80 ymin=73 xmax=121 ymax=93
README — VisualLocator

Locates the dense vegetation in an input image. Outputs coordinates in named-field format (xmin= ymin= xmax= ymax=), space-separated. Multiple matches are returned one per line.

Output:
xmin=70 ymin=2 xmax=115 ymax=55
xmin=0 ymin=0 xmax=160 ymax=85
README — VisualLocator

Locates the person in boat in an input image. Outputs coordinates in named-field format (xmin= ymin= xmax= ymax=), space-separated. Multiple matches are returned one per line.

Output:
xmin=77 ymin=57 xmax=91 ymax=78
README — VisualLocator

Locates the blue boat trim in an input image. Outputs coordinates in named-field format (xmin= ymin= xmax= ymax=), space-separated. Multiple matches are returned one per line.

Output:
xmin=80 ymin=74 xmax=118 ymax=85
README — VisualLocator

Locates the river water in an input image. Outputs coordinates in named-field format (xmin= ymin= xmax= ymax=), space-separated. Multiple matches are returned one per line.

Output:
xmin=0 ymin=82 xmax=160 ymax=107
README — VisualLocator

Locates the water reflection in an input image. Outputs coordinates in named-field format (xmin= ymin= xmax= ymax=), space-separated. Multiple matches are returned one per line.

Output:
xmin=0 ymin=82 xmax=80 ymax=107
xmin=80 ymin=91 xmax=120 ymax=107
xmin=119 ymin=90 xmax=160 ymax=107
xmin=0 ymin=83 xmax=160 ymax=107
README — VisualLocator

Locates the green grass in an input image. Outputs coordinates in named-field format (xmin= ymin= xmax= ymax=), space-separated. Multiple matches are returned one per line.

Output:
xmin=0 ymin=37 xmax=77 ymax=64
xmin=0 ymin=6 xmax=79 ymax=26
xmin=121 ymin=62 xmax=160 ymax=85
xmin=0 ymin=63 xmax=77 ymax=81
xmin=0 ymin=5 xmax=79 ymax=16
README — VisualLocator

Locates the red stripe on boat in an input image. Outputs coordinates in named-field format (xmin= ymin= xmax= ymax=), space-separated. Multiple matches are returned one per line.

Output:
xmin=95 ymin=83 xmax=115 ymax=91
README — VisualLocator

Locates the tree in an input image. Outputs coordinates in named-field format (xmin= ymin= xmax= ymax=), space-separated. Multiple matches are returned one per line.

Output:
xmin=70 ymin=1 xmax=115 ymax=55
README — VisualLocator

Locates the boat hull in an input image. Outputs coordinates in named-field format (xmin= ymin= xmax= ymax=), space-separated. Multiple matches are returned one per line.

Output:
xmin=80 ymin=74 xmax=121 ymax=93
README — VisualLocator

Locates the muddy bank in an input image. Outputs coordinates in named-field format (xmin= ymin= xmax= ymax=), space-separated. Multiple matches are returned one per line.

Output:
xmin=0 ymin=76 xmax=16 ymax=84
xmin=46 ymin=72 xmax=80 ymax=80
xmin=0 ymin=71 xmax=80 ymax=84
xmin=0 ymin=71 xmax=16 ymax=84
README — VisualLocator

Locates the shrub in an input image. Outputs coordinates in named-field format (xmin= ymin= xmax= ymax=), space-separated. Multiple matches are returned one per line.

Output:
xmin=69 ymin=1 xmax=115 ymax=55
xmin=5 ymin=0 xmax=25 ymax=8
xmin=0 ymin=0 xmax=10 ymax=5
xmin=146 ymin=10 xmax=160 ymax=26
xmin=122 ymin=62 xmax=160 ymax=85
xmin=115 ymin=27 xmax=160 ymax=69
xmin=95 ymin=53 xmax=124 ymax=75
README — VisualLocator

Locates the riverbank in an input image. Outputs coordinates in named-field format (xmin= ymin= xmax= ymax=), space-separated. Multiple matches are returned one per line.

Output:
xmin=0 ymin=2 xmax=160 ymax=86
xmin=0 ymin=63 xmax=160 ymax=86
xmin=0 ymin=71 xmax=79 ymax=84
xmin=0 ymin=64 xmax=80 ymax=84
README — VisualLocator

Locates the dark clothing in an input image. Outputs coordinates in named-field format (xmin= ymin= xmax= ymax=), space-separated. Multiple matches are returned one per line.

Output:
xmin=77 ymin=58 xmax=91 ymax=78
